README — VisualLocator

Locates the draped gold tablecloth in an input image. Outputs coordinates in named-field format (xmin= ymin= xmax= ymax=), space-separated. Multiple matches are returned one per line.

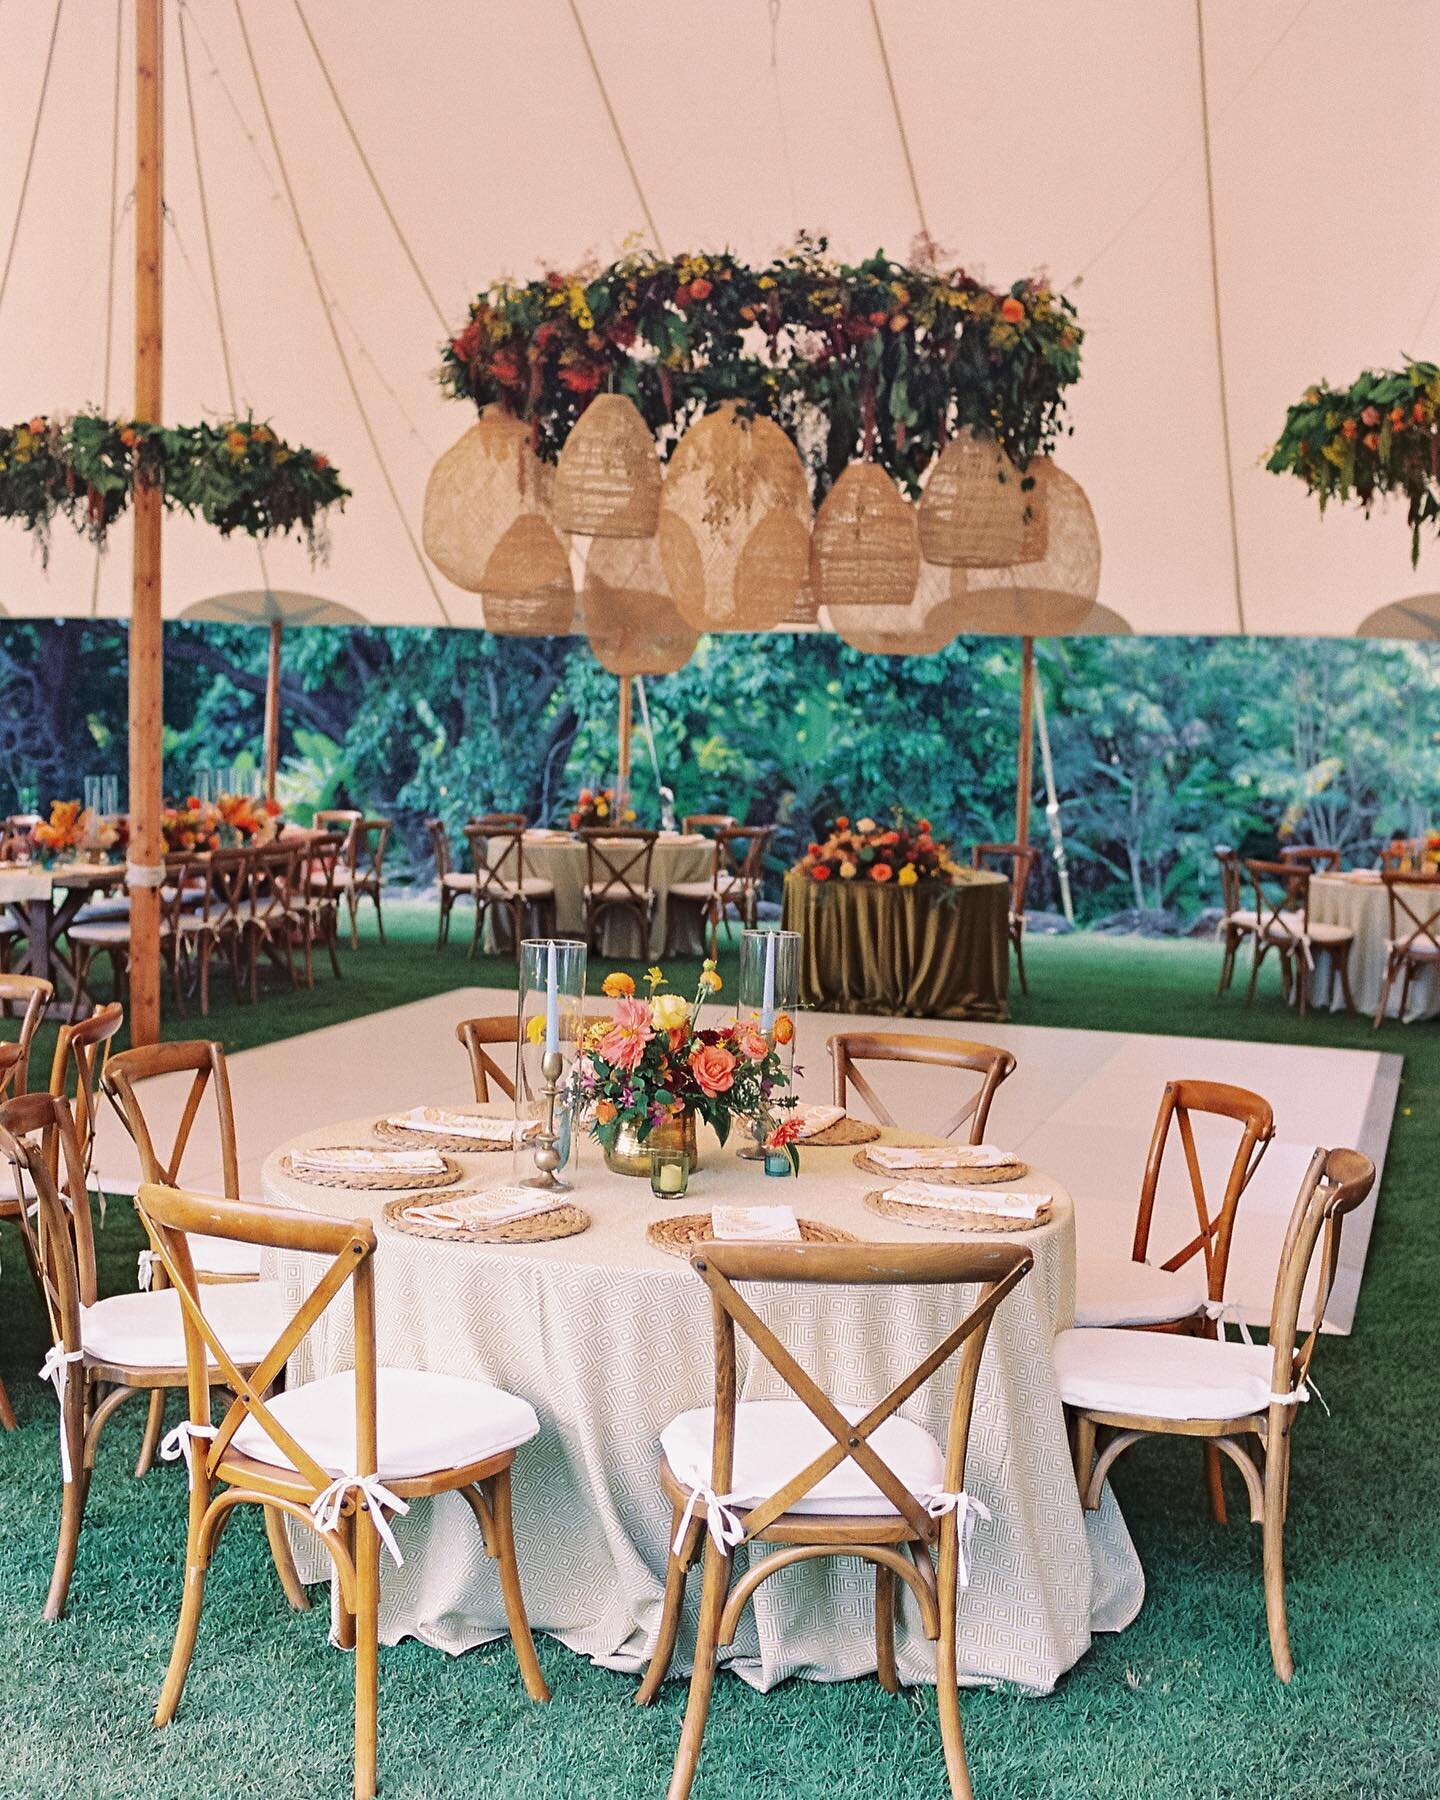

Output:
xmin=781 ymin=867 xmax=1010 ymax=1020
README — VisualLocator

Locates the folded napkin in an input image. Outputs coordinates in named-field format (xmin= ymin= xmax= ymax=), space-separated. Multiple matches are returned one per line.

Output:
xmin=792 ymin=1104 xmax=846 ymax=1139
xmin=868 ymin=1143 xmax=1015 ymax=1173
xmin=402 ymin=1186 xmax=561 ymax=1230
xmin=385 ymin=1108 xmax=530 ymax=1145
xmin=882 ymin=1181 xmax=1047 ymax=1222
xmin=710 ymin=1204 xmax=802 ymax=1242
xmin=291 ymin=1145 xmax=446 ymax=1177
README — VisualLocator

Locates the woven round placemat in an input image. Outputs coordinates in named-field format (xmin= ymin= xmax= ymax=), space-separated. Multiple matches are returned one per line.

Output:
xmin=382 ymin=1195 xmax=590 ymax=1244
xmin=862 ymin=1189 xmax=1051 ymax=1234
xmin=799 ymin=1117 xmax=881 ymax=1148
xmin=646 ymin=1214 xmax=859 ymax=1260
xmin=279 ymin=1149 xmax=462 ymax=1191
xmin=373 ymin=1116 xmax=536 ymax=1154
xmin=851 ymin=1150 xmax=1028 ymax=1185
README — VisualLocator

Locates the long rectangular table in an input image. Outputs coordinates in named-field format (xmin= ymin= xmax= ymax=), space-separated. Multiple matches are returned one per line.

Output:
xmin=0 ymin=862 xmax=125 ymax=1010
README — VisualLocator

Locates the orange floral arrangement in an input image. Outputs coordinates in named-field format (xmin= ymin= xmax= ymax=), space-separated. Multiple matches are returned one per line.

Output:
xmin=215 ymin=792 xmax=282 ymax=845
xmin=31 ymin=799 xmax=116 ymax=860
xmin=567 ymin=786 xmax=635 ymax=831
xmin=797 ymin=812 xmax=960 ymax=886
xmin=162 ymin=799 xmax=221 ymax=855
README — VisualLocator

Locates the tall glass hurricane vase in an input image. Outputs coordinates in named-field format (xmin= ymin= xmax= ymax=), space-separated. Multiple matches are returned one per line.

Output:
xmin=736 ymin=928 xmax=801 ymax=1158
xmin=516 ymin=938 xmax=587 ymax=1178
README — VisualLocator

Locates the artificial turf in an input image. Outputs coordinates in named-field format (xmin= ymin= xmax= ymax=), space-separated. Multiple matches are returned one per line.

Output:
xmin=0 ymin=915 xmax=1436 ymax=1798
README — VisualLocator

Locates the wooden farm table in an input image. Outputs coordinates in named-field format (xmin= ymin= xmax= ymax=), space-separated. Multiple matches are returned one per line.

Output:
xmin=781 ymin=868 xmax=1011 ymax=1021
xmin=0 ymin=862 xmax=125 ymax=1007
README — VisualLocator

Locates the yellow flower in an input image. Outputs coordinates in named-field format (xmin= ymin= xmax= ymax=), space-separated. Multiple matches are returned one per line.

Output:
xmin=595 ymin=800 xmax=609 ymax=818
xmin=855 ymin=817 xmax=877 ymax=834
xmin=621 ymin=807 xmax=636 ymax=823
xmin=225 ymin=429 xmax=248 ymax=457
xmin=652 ymin=992 xmax=689 ymax=1031
xmin=602 ymin=971 xmax=635 ymax=999
xmin=839 ymin=860 xmax=857 ymax=880
xmin=645 ymin=964 xmax=665 ymax=990
xmin=897 ymin=864 xmax=919 ymax=887
xmin=699 ymin=965 xmax=722 ymax=993
xmin=525 ymin=1014 xmax=546 ymax=1044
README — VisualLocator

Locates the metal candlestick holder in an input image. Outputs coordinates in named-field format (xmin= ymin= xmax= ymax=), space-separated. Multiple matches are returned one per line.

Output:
xmin=523 ymin=1049 xmax=571 ymax=1191
xmin=736 ymin=1114 xmax=767 ymax=1161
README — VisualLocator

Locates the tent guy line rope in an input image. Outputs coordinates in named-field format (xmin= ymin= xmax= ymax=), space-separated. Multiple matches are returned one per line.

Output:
xmin=231 ymin=0 xmax=453 ymax=626
xmin=0 ymin=0 xmax=64 ymax=326
xmin=865 ymin=0 xmax=931 ymax=249
xmin=565 ymin=0 xmax=667 ymax=257
xmin=291 ymin=0 xmax=449 ymax=333
xmin=90 ymin=0 xmax=125 ymax=619
xmin=178 ymin=0 xmax=272 ymax=598
xmin=1195 ymin=0 xmax=1247 ymax=636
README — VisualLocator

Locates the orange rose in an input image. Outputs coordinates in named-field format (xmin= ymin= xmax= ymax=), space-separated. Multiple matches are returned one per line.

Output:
xmin=595 ymin=1099 xmax=617 ymax=1125
xmin=1000 ymin=296 xmax=1026 ymax=324
xmin=772 ymin=1012 xmax=794 ymax=1046
xmin=870 ymin=862 xmax=893 ymax=882
xmin=732 ymin=1023 xmax=770 ymax=1064
xmin=690 ymin=1043 xmax=737 ymax=1098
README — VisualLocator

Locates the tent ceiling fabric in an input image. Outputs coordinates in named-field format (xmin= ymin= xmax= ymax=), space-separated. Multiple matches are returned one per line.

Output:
xmin=1 ymin=0 xmax=1437 ymax=637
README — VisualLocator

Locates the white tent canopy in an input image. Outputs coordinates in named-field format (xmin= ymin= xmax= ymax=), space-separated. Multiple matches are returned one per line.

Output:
xmin=1 ymin=0 xmax=1437 ymax=636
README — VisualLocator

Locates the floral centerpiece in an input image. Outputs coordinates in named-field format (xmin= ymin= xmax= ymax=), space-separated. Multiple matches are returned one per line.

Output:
xmin=568 ymin=786 xmax=635 ymax=831
xmin=30 ymin=799 xmax=118 ymax=866
xmin=797 ymin=812 xmax=962 ymax=886
xmin=162 ymin=799 xmax=221 ymax=855
xmin=1267 ymin=360 xmax=1440 ymax=565
xmin=561 ymin=962 xmax=795 ymax=1175
xmin=215 ymin=792 xmax=282 ymax=846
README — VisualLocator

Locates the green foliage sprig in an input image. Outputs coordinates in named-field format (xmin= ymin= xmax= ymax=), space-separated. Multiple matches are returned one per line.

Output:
xmin=1267 ymin=360 xmax=1440 ymax=565
xmin=439 ymin=237 xmax=1082 ymax=497
xmin=0 ymin=413 xmax=349 ymax=564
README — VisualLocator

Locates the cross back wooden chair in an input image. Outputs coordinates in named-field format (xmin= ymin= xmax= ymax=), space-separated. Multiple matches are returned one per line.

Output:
xmin=1373 ymin=870 xmax=1440 ymax=1027
xmin=65 ymin=861 xmax=193 ymax=1021
xmin=425 ymin=817 xmax=477 ymax=951
xmin=1244 ymin=858 xmax=1356 ymax=1017
xmin=313 ymin=807 xmax=361 ymax=842
xmin=666 ymin=823 xmax=774 ymax=957
xmin=681 ymin=812 xmax=737 ymax=837
xmin=1380 ymin=837 xmax=1419 ymax=874
xmin=0 ymin=972 xmax=52 ymax=1098
xmin=132 ymin=1181 xmax=548 ymax=1800
xmin=1279 ymin=844 xmax=1343 ymax=872
xmin=472 ymin=810 xmax=526 ymax=829
xmin=828 ymin=1031 xmax=1016 ymax=1144
xmin=638 ymin=1238 xmax=1033 ymax=1800
xmin=339 ymin=818 xmax=391 ymax=949
xmin=1213 ymin=844 xmax=1258 ymax=996
xmin=455 ymin=1015 xmax=518 ymax=1104
xmin=297 ymin=832 xmax=344 ymax=984
xmin=240 ymin=842 xmax=300 ymax=1002
xmin=1056 ymin=1145 xmax=1374 ymax=1681
xmin=0 ymin=1093 xmax=284 ymax=1618
xmin=581 ymin=826 xmax=658 ymax=954
xmin=463 ymin=821 xmax=556 ymax=958
xmin=970 ymin=842 xmax=1035 ymax=994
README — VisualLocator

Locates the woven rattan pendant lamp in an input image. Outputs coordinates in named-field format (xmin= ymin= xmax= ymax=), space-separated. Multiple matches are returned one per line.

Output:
xmin=422 ymin=408 xmax=552 ymax=592
xmin=657 ymin=402 xmax=811 ymax=631
xmin=553 ymin=393 xmax=662 ymax=538
xmin=917 ymin=428 xmax=1026 ymax=568
xmin=828 ymin=559 xmax=968 ymax=655
xmin=480 ymin=513 xmax=576 ymax=636
xmin=584 ymin=534 xmax=699 ymax=675
xmin=809 ymin=462 xmax=920 ymax=610
xmin=953 ymin=463 xmax=1100 ymax=635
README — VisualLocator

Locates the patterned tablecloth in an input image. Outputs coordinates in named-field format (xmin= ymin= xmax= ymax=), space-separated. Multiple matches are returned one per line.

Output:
xmin=262 ymin=1116 xmax=1142 ymax=1693
xmin=483 ymin=831 xmax=715 ymax=958
xmin=1307 ymin=873 xmax=1440 ymax=1020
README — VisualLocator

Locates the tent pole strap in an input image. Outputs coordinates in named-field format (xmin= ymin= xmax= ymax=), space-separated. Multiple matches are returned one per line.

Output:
xmin=1015 ymin=636 xmax=1035 ymax=850
xmin=617 ymin=675 xmax=633 ymax=810
xmin=128 ymin=0 xmax=165 ymax=1047
xmin=1033 ymin=659 xmax=1073 ymax=925
xmin=263 ymin=619 xmax=283 ymax=804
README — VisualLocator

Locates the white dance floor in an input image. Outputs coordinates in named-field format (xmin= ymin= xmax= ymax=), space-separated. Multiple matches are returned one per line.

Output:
xmin=93 ymin=989 xmax=1400 ymax=1336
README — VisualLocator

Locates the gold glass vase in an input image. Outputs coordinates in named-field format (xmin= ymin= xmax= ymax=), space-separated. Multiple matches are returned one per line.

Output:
xmin=603 ymin=1110 xmax=700 ymax=1177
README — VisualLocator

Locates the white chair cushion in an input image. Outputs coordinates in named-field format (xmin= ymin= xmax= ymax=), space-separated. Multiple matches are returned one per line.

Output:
xmin=441 ymin=872 xmax=478 ymax=891
xmin=1053 ymin=1327 xmax=1282 ymax=1421
xmin=480 ymin=877 xmax=555 ymax=898
xmin=660 ymin=1398 xmax=944 ymax=1516
xmin=189 ymin=1231 xmax=265 ymax=1278
xmin=80 ymin=1280 xmax=284 ymax=1370
xmin=1224 ymin=908 xmax=1259 ymax=930
xmin=585 ymin=883 xmax=654 ymax=901
xmin=667 ymin=877 xmax=744 ymax=903
xmin=230 ymin=1367 xmax=539 ymax=1481
xmin=1072 ymin=1252 xmax=1207 ymax=1328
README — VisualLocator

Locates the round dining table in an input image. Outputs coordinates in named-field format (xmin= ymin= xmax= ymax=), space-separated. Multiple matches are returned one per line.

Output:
xmin=1306 ymin=872 xmax=1440 ymax=1020
xmin=483 ymin=830 xmax=716 ymax=959
xmin=262 ymin=1116 xmax=1142 ymax=1694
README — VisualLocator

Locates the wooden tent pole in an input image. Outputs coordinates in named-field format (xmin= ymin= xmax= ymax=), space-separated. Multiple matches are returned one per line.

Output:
xmin=1015 ymin=635 xmax=1035 ymax=849
xmin=616 ymin=674 xmax=633 ymax=809
xmin=128 ymin=0 xmax=165 ymax=1046
xmin=263 ymin=618 xmax=282 ymax=803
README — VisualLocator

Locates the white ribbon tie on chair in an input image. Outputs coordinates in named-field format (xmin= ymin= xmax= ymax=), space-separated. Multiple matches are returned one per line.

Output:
xmin=136 ymin=1248 xmax=157 ymax=1291
xmin=37 ymin=1345 xmax=85 ymax=1483
xmin=160 ymin=1421 xmax=219 ymax=1486
xmin=311 ymin=1474 xmax=411 ymax=1567
xmin=674 ymin=1483 xmax=746 ymax=1556
xmin=1199 ymin=1302 xmax=1328 ymax=1412
xmin=919 ymin=1489 xmax=992 ymax=1587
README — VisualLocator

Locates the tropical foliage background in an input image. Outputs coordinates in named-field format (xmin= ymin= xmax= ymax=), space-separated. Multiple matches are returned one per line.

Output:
xmin=4 ymin=619 xmax=1437 ymax=925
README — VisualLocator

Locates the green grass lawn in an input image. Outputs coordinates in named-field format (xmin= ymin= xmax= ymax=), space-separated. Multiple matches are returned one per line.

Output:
xmin=1 ymin=917 xmax=1437 ymax=1798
